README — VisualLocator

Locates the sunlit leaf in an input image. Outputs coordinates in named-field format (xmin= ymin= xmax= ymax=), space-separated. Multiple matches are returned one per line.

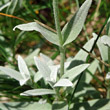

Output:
xmin=93 ymin=33 xmax=108 ymax=62
xmin=18 ymin=55 xmax=30 ymax=85
xmin=25 ymin=48 xmax=40 ymax=66
xmin=0 ymin=66 xmax=23 ymax=82
xmin=54 ymin=79 xmax=73 ymax=87
xmin=20 ymin=89 xmax=55 ymax=96
xmin=62 ymin=64 xmax=89 ymax=81
xmin=13 ymin=22 xmax=60 ymax=45
xmin=62 ymin=0 xmax=92 ymax=45
xmin=34 ymin=56 xmax=51 ymax=81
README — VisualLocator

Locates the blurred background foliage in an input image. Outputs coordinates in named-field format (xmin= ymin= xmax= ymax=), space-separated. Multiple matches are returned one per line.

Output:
xmin=0 ymin=0 xmax=110 ymax=102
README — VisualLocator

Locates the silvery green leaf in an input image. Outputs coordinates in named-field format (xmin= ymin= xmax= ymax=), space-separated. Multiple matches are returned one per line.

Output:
xmin=18 ymin=55 xmax=30 ymax=85
xmin=34 ymin=56 xmax=51 ymax=80
xmin=49 ymin=66 xmax=59 ymax=83
xmin=0 ymin=66 xmax=23 ymax=82
xmin=13 ymin=22 xmax=60 ymax=46
xmin=74 ymin=37 xmax=96 ymax=62
xmin=25 ymin=48 xmax=40 ymax=66
xmin=81 ymin=60 xmax=99 ymax=83
xmin=34 ymin=71 xmax=42 ymax=83
xmin=20 ymin=89 xmax=55 ymax=96
xmin=101 ymin=35 xmax=110 ymax=47
xmin=54 ymin=79 xmax=73 ymax=87
xmin=106 ymin=72 xmax=110 ymax=80
xmin=40 ymin=53 xmax=53 ymax=65
xmin=93 ymin=33 xmax=108 ymax=62
xmin=62 ymin=0 xmax=92 ymax=46
xmin=62 ymin=64 xmax=89 ymax=81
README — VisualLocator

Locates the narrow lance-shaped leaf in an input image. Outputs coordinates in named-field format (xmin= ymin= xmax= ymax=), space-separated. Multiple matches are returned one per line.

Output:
xmin=34 ymin=56 xmax=51 ymax=81
xmin=62 ymin=64 xmax=90 ymax=81
xmin=62 ymin=0 xmax=92 ymax=46
xmin=93 ymin=33 xmax=108 ymax=62
xmin=18 ymin=55 xmax=30 ymax=86
xmin=54 ymin=79 xmax=73 ymax=87
xmin=13 ymin=22 xmax=60 ymax=46
xmin=49 ymin=66 xmax=58 ymax=83
xmin=20 ymin=89 xmax=55 ymax=96
xmin=0 ymin=66 xmax=23 ymax=82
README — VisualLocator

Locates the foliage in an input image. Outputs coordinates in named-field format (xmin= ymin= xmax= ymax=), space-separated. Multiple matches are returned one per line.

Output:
xmin=0 ymin=0 xmax=110 ymax=110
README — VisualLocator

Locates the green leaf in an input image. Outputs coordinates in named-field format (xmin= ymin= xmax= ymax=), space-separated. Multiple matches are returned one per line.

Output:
xmin=54 ymin=79 xmax=73 ymax=87
xmin=20 ymin=89 xmax=55 ymax=96
xmin=106 ymin=17 xmax=110 ymax=36
xmin=62 ymin=64 xmax=89 ymax=81
xmin=0 ymin=102 xmax=51 ymax=110
xmin=6 ymin=0 xmax=23 ymax=14
xmin=0 ymin=2 xmax=11 ymax=11
xmin=74 ymin=82 xmax=100 ymax=99
xmin=25 ymin=48 xmax=40 ymax=66
xmin=81 ymin=59 xmax=99 ymax=83
xmin=13 ymin=22 xmax=60 ymax=46
xmin=6 ymin=0 xmax=18 ymax=14
xmin=62 ymin=0 xmax=92 ymax=46
xmin=52 ymin=101 xmax=68 ymax=110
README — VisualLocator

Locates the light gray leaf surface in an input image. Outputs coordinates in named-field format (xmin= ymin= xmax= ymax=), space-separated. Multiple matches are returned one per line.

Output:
xmin=0 ymin=66 xmax=23 ymax=82
xmin=34 ymin=56 xmax=51 ymax=80
xmin=101 ymin=35 xmax=110 ymax=47
xmin=62 ymin=0 xmax=92 ymax=45
xmin=13 ymin=22 xmax=60 ymax=45
xmin=81 ymin=59 xmax=99 ymax=83
xmin=62 ymin=64 xmax=89 ymax=81
xmin=54 ymin=79 xmax=73 ymax=87
xmin=18 ymin=55 xmax=30 ymax=86
xmin=25 ymin=48 xmax=40 ymax=66
xmin=93 ymin=33 xmax=108 ymax=62
xmin=20 ymin=89 xmax=55 ymax=96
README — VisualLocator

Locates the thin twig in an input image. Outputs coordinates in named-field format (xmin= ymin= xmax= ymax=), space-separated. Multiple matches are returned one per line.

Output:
xmin=90 ymin=16 xmax=110 ymax=53
xmin=75 ymin=43 xmax=110 ymax=67
xmin=0 ymin=12 xmax=28 ymax=23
